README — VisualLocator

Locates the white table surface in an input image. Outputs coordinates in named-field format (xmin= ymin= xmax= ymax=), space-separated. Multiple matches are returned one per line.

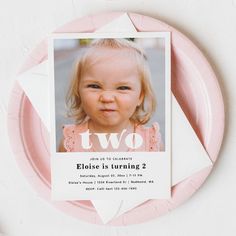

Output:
xmin=0 ymin=0 xmax=236 ymax=235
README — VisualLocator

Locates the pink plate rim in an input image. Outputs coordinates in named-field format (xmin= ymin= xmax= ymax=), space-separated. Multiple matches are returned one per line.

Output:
xmin=7 ymin=12 xmax=224 ymax=225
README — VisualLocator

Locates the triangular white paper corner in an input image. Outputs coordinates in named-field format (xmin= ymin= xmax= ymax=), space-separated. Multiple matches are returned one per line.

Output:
xmin=95 ymin=13 xmax=137 ymax=33
xmin=17 ymin=60 xmax=50 ymax=130
xmin=172 ymin=95 xmax=212 ymax=185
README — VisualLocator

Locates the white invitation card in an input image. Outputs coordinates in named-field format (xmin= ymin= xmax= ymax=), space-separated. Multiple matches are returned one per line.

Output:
xmin=49 ymin=32 xmax=171 ymax=200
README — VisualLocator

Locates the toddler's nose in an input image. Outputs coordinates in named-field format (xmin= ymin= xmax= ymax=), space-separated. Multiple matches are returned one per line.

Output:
xmin=99 ymin=91 xmax=115 ymax=103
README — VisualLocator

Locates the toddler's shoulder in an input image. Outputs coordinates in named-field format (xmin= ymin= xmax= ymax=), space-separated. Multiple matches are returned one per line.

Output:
xmin=62 ymin=124 xmax=76 ymax=152
xmin=62 ymin=122 xmax=87 ymax=152
xmin=138 ymin=122 xmax=160 ymax=133
xmin=62 ymin=123 xmax=87 ymax=135
xmin=62 ymin=124 xmax=77 ymax=136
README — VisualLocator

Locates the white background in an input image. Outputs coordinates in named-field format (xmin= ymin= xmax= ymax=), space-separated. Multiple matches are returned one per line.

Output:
xmin=0 ymin=0 xmax=235 ymax=235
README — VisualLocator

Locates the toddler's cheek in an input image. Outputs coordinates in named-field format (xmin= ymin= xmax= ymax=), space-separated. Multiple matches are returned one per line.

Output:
xmin=121 ymin=96 xmax=139 ymax=107
xmin=81 ymin=92 xmax=97 ymax=102
xmin=118 ymin=95 xmax=133 ymax=103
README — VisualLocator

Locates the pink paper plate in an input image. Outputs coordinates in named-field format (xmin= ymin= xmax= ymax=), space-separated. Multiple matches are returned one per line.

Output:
xmin=8 ymin=12 xmax=224 ymax=225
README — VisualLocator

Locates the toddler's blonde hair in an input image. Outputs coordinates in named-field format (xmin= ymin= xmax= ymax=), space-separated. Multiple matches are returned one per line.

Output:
xmin=66 ymin=38 xmax=156 ymax=125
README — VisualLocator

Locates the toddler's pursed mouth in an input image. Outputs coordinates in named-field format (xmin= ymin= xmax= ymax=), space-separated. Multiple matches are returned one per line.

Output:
xmin=100 ymin=109 xmax=116 ymax=112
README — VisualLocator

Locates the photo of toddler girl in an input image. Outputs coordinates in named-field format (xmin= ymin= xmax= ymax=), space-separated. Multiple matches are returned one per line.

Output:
xmin=55 ymin=38 xmax=165 ymax=152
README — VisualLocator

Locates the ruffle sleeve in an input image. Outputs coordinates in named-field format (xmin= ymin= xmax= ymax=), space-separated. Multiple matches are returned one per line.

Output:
xmin=62 ymin=125 xmax=76 ymax=152
xmin=149 ymin=122 xmax=163 ymax=151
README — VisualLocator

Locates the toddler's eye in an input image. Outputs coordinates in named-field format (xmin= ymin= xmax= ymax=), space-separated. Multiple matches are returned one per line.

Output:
xmin=117 ymin=86 xmax=131 ymax=90
xmin=87 ymin=84 xmax=101 ymax=89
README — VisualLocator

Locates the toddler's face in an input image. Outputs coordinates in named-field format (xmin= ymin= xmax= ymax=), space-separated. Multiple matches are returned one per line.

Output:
xmin=79 ymin=48 xmax=143 ymax=131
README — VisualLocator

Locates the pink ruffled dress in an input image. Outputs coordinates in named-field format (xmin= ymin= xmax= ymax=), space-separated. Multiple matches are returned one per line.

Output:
xmin=63 ymin=121 xmax=162 ymax=152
